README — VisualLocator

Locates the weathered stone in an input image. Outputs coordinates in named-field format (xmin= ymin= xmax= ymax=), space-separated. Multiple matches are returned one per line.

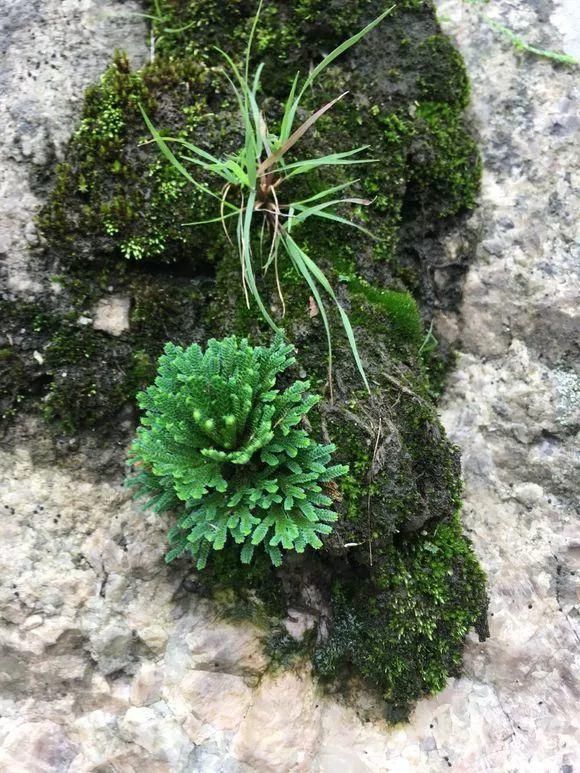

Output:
xmin=93 ymin=295 xmax=131 ymax=337
xmin=0 ymin=721 xmax=77 ymax=772
xmin=118 ymin=705 xmax=194 ymax=767
xmin=168 ymin=671 xmax=253 ymax=731
xmin=232 ymin=668 xmax=322 ymax=771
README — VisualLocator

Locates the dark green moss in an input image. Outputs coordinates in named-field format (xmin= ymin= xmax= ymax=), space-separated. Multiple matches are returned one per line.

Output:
xmin=420 ymin=331 xmax=459 ymax=401
xmin=410 ymin=101 xmax=481 ymax=218
xmin=0 ymin=346 xmax=27 ymax=424
xmin=39 ymin=52 xmax=222 ymax=270
xmin=0 ymin=299 xmax=57 ymax=427
xmin=265 ymin=626 xmax=318 ymax=669
xmin=29 ymin=318 xmax=142 ymax=433
xmin=315 ymin=512 xmax=488 ymax=716
xmin=0 ymin=275 xmax=208 ymax=435
xmin=324 ymin=377 xmax=463 ymax=552
xmin=417 ymin=34 xmax=471 ymax=108
xmin=190 ymin=542 xmax=287 ymax=627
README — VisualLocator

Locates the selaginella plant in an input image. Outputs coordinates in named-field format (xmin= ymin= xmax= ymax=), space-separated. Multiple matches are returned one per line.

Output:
xmin=127 ymin=335 xmax=348 ymax=569
xmin=141 ymin=2 xmax=395 ymax=394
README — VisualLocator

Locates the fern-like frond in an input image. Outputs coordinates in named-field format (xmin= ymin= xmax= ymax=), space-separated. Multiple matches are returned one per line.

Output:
xmin=126 ymin=335 xmax=348 ymax=569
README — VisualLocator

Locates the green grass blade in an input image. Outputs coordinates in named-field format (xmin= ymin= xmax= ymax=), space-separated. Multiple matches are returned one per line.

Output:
xmin=283 ymin=145 xmax=370 ymax=170
xmin=294 ymin=203 xmax=376 ymax=238
xmin=286 ymin=158 xmax=377 ymax=178
xmin=223 ymin=158 xmax=251 ymax=187
xmin=242 ymin=0 xmax=266 ymax=163
xmin=250 ymin=63 xmax=266 ymax=159
xmin=176 ymin=154 xmax=218 ymax=172
xmin=285 ymin=234 xmax=370 ymax=393
xmin=279 ymin=72 xmax=300 ymax=144
xmin=163 ymin=20 xmax=197 ymax=34
xmin=182 ymin=209 xmax=241 ymax=227
xmin=178 ymin=155 xmax=238 ymax=185
xmin=299 ymin=5 xmax=396 ymax=98
xmin=218 ymin=62 xmax=251 ymax=129
xmin=291 ymin=180 xmax=360 ymax=206
xmin=244 ymin=134 xmax=258 ymax=188
xmin=284 ymin=235 xmax=334 ymax=396
xmin=139 ymin=105 xmax=231 ymax=207
xmin=152 ymin=136 xmax=222 ymax=165
xmin=257 ymin=92 xmax=348 ymax=177
xmin=281 ymin=5 xmax=395 ymax=140
xmin=216 ymin=46 xmax=248 ymax=97
xmin=126 ymin=12 xmax=162 ymax=21
xmin=245 ymin=0 xmax=264 ymax=86
xmin=215 ymin=49 xmax=256 ymax=151
xmin=301 ymin=249 xmax=370 ymax=393
xmin=240 ymin=190 xmax=280 ymax=332
xmin=283 ymin=149 xmax=377 ymax=179
xmin=236 ymin=204 xmax=250 ymax=307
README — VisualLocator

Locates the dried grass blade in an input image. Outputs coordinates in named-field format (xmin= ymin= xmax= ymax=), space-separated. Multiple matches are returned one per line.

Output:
xmin=257 ymin=92 xmax=349 ymax=177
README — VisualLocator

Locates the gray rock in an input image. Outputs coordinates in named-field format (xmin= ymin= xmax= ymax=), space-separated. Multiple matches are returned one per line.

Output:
xmin=89 ymin=622 xmax=134 ymax=675
xmin=93 ymin=296 xmax=131 ymax=337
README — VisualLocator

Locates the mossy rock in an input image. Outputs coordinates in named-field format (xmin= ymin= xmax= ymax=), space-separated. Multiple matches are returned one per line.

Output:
xmin=2 ymin=0 xmax=488 ymax=714
xmin=315 ymin=513 xmax=489 ymax=716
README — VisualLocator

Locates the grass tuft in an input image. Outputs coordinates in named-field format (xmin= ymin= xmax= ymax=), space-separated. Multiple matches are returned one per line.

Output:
xmin=141 ymin=2 xmax=396 ymax=396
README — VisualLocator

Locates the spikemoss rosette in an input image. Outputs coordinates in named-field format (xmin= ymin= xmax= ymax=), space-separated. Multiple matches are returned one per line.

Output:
xmin=127 ymin=335 xmax=348 ymax=568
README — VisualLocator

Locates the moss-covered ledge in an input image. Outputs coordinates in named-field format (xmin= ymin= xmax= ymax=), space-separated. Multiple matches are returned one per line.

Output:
xmin=0 ymin=0 xmax=487 ymax=717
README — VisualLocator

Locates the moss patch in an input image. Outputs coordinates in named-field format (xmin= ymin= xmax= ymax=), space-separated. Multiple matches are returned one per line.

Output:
xmin=315 ymin=512 xmax=488 ymax=717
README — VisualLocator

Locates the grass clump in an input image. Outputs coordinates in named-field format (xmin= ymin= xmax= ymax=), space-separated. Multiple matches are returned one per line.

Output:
xmin=127 ymin=334 xmax=348 ymax=568
xmin=142 ymin=2 xmax=396 ymax=393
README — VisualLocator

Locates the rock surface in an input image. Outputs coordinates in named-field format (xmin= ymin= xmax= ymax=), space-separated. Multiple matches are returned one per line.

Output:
xmin=0 ymin=1 xmax=579 ymax=771
xmin=92 ymin=295 xmax=131 ymax=337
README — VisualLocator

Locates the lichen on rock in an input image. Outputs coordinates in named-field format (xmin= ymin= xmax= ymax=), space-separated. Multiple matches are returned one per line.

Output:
xmin=1 ymin=0 xmax=488 ymax=716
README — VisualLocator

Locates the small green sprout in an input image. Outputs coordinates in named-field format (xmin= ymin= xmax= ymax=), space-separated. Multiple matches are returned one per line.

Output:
xmin=485 ymin=17 xmax=578 ymax=65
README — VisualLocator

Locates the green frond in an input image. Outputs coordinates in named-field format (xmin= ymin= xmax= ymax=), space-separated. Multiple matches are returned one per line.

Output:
xmin=126 ymin=335 xmax=348 ymax=568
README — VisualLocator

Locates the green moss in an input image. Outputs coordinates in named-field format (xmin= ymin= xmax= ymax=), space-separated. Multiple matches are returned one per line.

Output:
xmin=315 ymin=512 xmax=488 ymax=716
xmin=411 ymin=102 xmax=481 ymax=217
xmin=417 ymin=35 xmax=471 ymax=108
xmin=39 ymin=53 xmax=221 ymax=270
xmin=347 ymin=278 xmax=423 ymax=347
